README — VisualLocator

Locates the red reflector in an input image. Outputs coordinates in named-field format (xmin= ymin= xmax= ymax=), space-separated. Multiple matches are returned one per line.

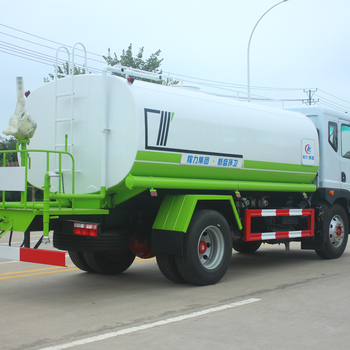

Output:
xmin=73 ymin=223 xmax=98 ymax=237
xmin=20 ymin=248 xmax=66 ymax=267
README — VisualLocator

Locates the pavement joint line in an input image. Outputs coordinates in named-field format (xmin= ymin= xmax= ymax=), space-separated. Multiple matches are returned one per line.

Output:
xmin=0 ymin=266 xmax=69 ymax=276
xmin=0 ymin=257 xmax=156 ymax=280
xmin=0 ymin=268 xmax=78 ymax=280
xmin=0 ymin=255 xmax=154 ymax=270
xmin=37 ymin=298 xmax=261 ymax=350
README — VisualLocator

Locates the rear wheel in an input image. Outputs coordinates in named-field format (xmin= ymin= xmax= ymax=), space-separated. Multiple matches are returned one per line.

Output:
xmin=68 ymin=251 xmax=94 ymax=272
xmin=232 ymin=241 xmax=262 ymax=253
xmin=316 ymin=204 xmax=348 ymax=259
xmin=175 ymin=210 xmax=232 ymax=286
xmin=156 ymin=253 xmax=187 ymax=283
xmin=83 ymin=250 xmax=136 ymax=275
xmin=54 ymin=230 xmax=131 ymax=252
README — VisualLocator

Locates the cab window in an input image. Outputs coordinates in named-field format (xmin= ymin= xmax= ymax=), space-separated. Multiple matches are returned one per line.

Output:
xmin=341 ymin=124 xmax=350 ymax=159
xmin=329 ymin=122 xmax=338 ymax=152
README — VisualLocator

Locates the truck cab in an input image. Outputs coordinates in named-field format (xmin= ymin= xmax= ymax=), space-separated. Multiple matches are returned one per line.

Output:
xmin=289 ymin=106 xmax=350 ymax=199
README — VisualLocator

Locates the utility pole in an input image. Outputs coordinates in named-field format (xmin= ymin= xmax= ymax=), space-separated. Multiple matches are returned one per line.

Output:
xmin=303 ymin=89 xmax=319 ymax=105
xmin=247 ymin=0 xmax=289 ymax=102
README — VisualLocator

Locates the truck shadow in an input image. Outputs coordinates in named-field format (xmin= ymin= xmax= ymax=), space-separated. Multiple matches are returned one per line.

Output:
xmin=11 ymin=244 xmax=349 ymax=313
xmin=64 ymin=243 xmax=340 ymax=289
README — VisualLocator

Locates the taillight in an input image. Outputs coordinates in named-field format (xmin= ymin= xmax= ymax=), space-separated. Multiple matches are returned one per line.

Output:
xmin=73 ymin=222 xmax=98 ymax=237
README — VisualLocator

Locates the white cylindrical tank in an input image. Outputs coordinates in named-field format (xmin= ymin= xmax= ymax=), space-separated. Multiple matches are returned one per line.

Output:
xmin=26 ymin=74 xmax=319 ymax=195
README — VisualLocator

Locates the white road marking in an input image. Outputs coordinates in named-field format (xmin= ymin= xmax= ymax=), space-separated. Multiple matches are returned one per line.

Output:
xmin=0 ymin=260 xmax=19 ymax=264
xmin=38 ymin=298 xmax=261 ymax=350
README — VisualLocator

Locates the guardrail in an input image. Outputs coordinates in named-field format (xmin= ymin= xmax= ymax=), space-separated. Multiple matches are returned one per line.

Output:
xmin=0 ymin=139 xmax=76 ymax=210
xmin=0 ymin=139 xmax=107 ymax=241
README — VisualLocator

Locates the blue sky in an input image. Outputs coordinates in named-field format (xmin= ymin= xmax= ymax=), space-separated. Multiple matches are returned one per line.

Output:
xmin=1 ymin=0 xmax=350 ymax=134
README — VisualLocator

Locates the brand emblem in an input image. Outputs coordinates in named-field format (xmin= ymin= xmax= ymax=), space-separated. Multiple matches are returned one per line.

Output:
xmin=305 ymin=144 xmax=312 ymax=154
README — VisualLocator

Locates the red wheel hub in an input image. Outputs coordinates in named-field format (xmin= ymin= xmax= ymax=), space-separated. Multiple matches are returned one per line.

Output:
xmin=336 ymin=225 xmax=342 ymax=237
xmin=199 ymin=240 xmax=207 ymax=254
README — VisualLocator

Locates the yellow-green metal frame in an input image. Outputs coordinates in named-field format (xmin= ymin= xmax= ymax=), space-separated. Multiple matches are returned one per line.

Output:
xmin=153 ymin=194 xmax=242 ymax=233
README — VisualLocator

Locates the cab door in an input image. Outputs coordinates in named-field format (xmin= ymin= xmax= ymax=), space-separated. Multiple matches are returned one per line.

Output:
xmin=340 ymin=120 xmax=350 ymax=192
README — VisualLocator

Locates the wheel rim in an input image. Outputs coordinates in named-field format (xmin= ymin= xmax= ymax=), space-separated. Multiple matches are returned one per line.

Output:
xmin=197 ymin=225 xmax=225 ymax=270
xmin=329 ymin=215 xmax=345 ymax=248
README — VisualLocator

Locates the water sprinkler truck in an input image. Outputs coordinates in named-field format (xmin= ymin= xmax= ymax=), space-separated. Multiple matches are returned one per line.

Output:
xmin=0 ymin=46 xmax=349 ymax=285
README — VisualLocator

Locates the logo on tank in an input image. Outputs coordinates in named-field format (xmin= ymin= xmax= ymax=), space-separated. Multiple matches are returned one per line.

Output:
xmin=301 ymin=139 xmax=315 ymax=166
xmin=144 ymin=108 xmax=175 ymax=148
xmin=305 ymin=144 xmax=312 ymax=154
xmin=181 ymin=154 xmax=243 ymax=168
xmin=144 ymin=108 xmax=244 ymax=165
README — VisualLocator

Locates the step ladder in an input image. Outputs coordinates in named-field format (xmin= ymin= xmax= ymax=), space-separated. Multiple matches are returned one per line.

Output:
xmin=54 ymin=43 xmax=87 ymax=155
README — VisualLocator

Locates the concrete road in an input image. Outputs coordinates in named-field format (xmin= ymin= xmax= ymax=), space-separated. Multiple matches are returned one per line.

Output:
xmin=1 ymin=232 xmax=350 ymax=350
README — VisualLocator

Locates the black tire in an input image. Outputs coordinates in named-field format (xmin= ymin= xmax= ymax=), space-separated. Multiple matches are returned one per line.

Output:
xmin=156 ymin=253 xmax=187 ymax=283
xmin=232 ymin=241 xmax=262 ymax=253
xmin=316 ymin=203 xmax=349 ymax=259
xmin=68 ymin=251 xmax=94 ymax=272
xmin=53 ymin=230 xmax=131 ymax=252
xmin=175 ymin=210 xmax=232 ymax=286
xmin=83 ymin=250 xmax=136 ymax=275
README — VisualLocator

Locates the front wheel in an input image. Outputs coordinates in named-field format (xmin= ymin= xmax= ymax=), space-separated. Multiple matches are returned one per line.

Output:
xmin=175 ymin=210 xmax=232 ymax=286
xmin=316 ymin=204 xmax=349 ymax=259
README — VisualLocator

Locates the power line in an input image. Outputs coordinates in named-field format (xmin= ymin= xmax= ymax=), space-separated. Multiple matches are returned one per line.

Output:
xmin=0 ymin=30 xmax=105 ymax=67
xmin=0 ymin=40 xmax=103 ymax=76
xmin=314 ymin=94 xmax=350 ymax=110
xmin=317 ymin=89 xmax=350 ymax=106
xmin=318 ymin=100 xmax=350 ymax=113
xmin=0 ymin=41 xmax=57 ymax=64
xmin=317 ymin=98 xmax=349 ymax=111
xmin=1 ymin=23 xmax=349 ymax=112
xmin=0 ymin=49 xmax=53 ymax=66
xmin=165 ymin=72 xmax=306 ymax=92
xmin=0 ymin=23 xmax=102 ymax=59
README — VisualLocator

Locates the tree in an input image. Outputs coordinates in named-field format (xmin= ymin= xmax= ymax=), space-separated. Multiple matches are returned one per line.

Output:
xmin=103 ymin=44 xmax=177 ymax=85
xmin=45 ymin=44 xmax=163 ymax=83
xmin=103 ymin=43 xmax=163 ymax=73
xmin=0 ymin=136 xmax=17 ymax=165
xmin=44 ymin=62 xmax=86 ymax=83
xmin=44 ymin=44 xmax=177 ymax=85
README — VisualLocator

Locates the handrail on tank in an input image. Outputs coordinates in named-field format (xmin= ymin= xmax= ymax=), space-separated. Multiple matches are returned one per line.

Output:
xmin=102 ymin=65 xmax=163 ymax=81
